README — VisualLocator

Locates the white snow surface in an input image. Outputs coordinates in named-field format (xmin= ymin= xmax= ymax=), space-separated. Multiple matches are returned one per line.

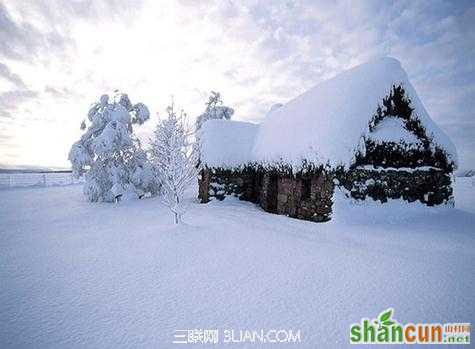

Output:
xmin=367 ymin=116 xmax=422 ymax=146
xmin=253 ymin=57 xmax=457 ymax=169
xmin=355 ymin=165 xmax=442 ymax=172
xmin=200 ymin=119 xmax=259 ymax=168
xmin=1 ymin=179 xmax=474 ymax=348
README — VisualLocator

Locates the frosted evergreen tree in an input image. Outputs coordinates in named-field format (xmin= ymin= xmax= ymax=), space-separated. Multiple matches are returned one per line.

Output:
xmin=151 ymin=102 xmax=199 ymax=224
xmin=69 ymin=91 xmax=159 ymax=202
xmin=195 ymin=91 xmax=234 ymax=130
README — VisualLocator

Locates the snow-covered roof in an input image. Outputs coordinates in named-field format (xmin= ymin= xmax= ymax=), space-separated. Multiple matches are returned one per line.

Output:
xmin=253 ymin=57 xmax=457 ymax=169
xmin=201 ymin=57 xmax=457 ymax=170
xmin=367 ymin=117 xmax=422 ymax=146
xmin=200 ymin=119 xmax=259 ymax=168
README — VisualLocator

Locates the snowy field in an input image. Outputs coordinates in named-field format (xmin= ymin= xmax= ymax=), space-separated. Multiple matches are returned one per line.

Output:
xmin=0 ymin=178 xmax=474 ymax=348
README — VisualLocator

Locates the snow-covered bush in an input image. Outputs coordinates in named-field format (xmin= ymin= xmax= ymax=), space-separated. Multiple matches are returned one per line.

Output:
xmin=195 ymin=91 xmax=234 ymax=131
xmin=151 ymin=102 xmax=200 ymax=224
xmin=69 ymin=91 xmax=159 ymax=202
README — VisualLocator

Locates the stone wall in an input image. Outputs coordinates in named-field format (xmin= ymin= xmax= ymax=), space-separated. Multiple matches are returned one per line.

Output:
xmin=198 ymin=167 xmax=259 ymax=203
xmin=338 ymin=167 xmax=453 ymax=206
xmin=259 ymin=173 xmax=277 ymax=212
xmin=261 ymin=171 xmax=334 ymax=222
xmin=276 ymin=177 xmax=300 ymax=216
xmin=199 ymin=164 xmax=453 ymax=222
xmin=298 ymin=173 xmax=334 ymax=222
xmin=198 ymin=168 xmax=335 ymax=222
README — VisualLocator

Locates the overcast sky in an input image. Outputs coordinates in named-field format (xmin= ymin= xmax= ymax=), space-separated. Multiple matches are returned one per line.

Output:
xmin=0 ymin=0 xmax=474 ymax=169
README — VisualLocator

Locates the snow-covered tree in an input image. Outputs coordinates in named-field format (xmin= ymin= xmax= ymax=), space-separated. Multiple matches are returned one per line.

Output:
xmin=195 ymin=91 xmax=234 ymax=130
xmin=150 ymin=102 xmax=200 ymax=224
xmin=69 ymin=91 xmax=159 ymax=202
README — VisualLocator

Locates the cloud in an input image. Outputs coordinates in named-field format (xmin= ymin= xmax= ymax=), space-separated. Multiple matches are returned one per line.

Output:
xmin=0 ymin=62 xmax=27 ymax=89
xmin=43 ymin=85 xmax=74 ymax=99
xmin=0 ymin=0 xmax=474 ymax=169
xmin=0 ymin=2 xmax=44 ymax=61
xmin=0 ymin=89 xmax=38 ymax=118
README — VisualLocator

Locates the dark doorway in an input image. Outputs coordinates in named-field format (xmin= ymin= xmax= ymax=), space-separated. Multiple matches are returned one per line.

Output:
xmin=266 ymin=174 xmax=278 ymax=213
xmin=301 ymin=177 xmax=312 ymax=200
xmin=251 ymin=171 xmax=263 ymax=204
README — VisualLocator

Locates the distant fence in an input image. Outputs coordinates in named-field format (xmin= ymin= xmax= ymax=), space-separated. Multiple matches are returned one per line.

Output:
xmin=0 ymin=172 xmax=84 ymax=189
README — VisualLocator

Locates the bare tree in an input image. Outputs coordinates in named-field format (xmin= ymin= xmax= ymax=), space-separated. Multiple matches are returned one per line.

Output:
xmin=150 ymin=101 xmax=200 ymax=224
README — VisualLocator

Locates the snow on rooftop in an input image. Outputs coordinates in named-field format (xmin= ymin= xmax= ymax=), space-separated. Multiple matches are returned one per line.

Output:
xmin=200 ymin=119 xmax=259 ymax=168
xmin=200 ymin=57 xmax=457 ymax=170
xmin=253 ymin=57 xmax=457 ymax=169
xmin=367 ymin=117 xmax=422 ymax=146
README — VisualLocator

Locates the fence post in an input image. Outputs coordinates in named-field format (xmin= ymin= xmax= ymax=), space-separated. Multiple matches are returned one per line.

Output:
xmin=43 ymin=174 xmax=47 ymax=186
xmin=9 ymin=175 xmax=13 ymax=187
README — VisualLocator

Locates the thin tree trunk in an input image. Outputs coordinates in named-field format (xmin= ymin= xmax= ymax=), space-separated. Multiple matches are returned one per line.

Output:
xmin=174 ymin=193 xmax=180 ymax=224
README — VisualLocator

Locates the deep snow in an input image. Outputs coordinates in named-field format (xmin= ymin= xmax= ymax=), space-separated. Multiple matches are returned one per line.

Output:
xmin=0 ymin=179 xmax=474 ymax=348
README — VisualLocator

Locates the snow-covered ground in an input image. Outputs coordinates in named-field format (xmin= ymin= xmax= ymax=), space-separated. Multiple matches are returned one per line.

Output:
xmin=0 ymin=179 xmax=474 ymax=348
xmin=0 ymin=172 xmax=83 ymax=189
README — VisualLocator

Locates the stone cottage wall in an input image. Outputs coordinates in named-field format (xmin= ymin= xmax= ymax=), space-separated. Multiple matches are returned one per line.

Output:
xmin=198 ymin=167 xmax=259 ymax=203
xmin=261 ymin=171 xmax=334 ymax=222
xmin=298 ymin=173 xmax=334 ymax=221
xmin=199 ymin=168 xmax=335 ymax=222
xmin=276 ymin=177 xmax=300 ymax=217
xmin=338 ymin=167 xmax=453 ymax=206
xmin=259 ymin=173 xmax=277 ymax=212
xmin=199 ymin=164 xmax=453 ymax=222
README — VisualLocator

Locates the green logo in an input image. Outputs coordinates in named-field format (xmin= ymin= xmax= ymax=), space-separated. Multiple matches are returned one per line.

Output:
xmin=350 ymin=308 xmax=470 ymax=345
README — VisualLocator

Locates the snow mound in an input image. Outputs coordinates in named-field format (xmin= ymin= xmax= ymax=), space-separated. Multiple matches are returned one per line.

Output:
xmin=200 ymin=119 xmax=259 ymax=168
xmin=253 ymin=57 xmax=457 ymax=169
xmin=367 ymin=117 xmax=422 ymax=146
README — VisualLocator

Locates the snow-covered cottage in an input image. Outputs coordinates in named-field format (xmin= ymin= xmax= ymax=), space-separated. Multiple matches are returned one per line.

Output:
xmin=198 ymin=57 xmax=457 ymax=222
